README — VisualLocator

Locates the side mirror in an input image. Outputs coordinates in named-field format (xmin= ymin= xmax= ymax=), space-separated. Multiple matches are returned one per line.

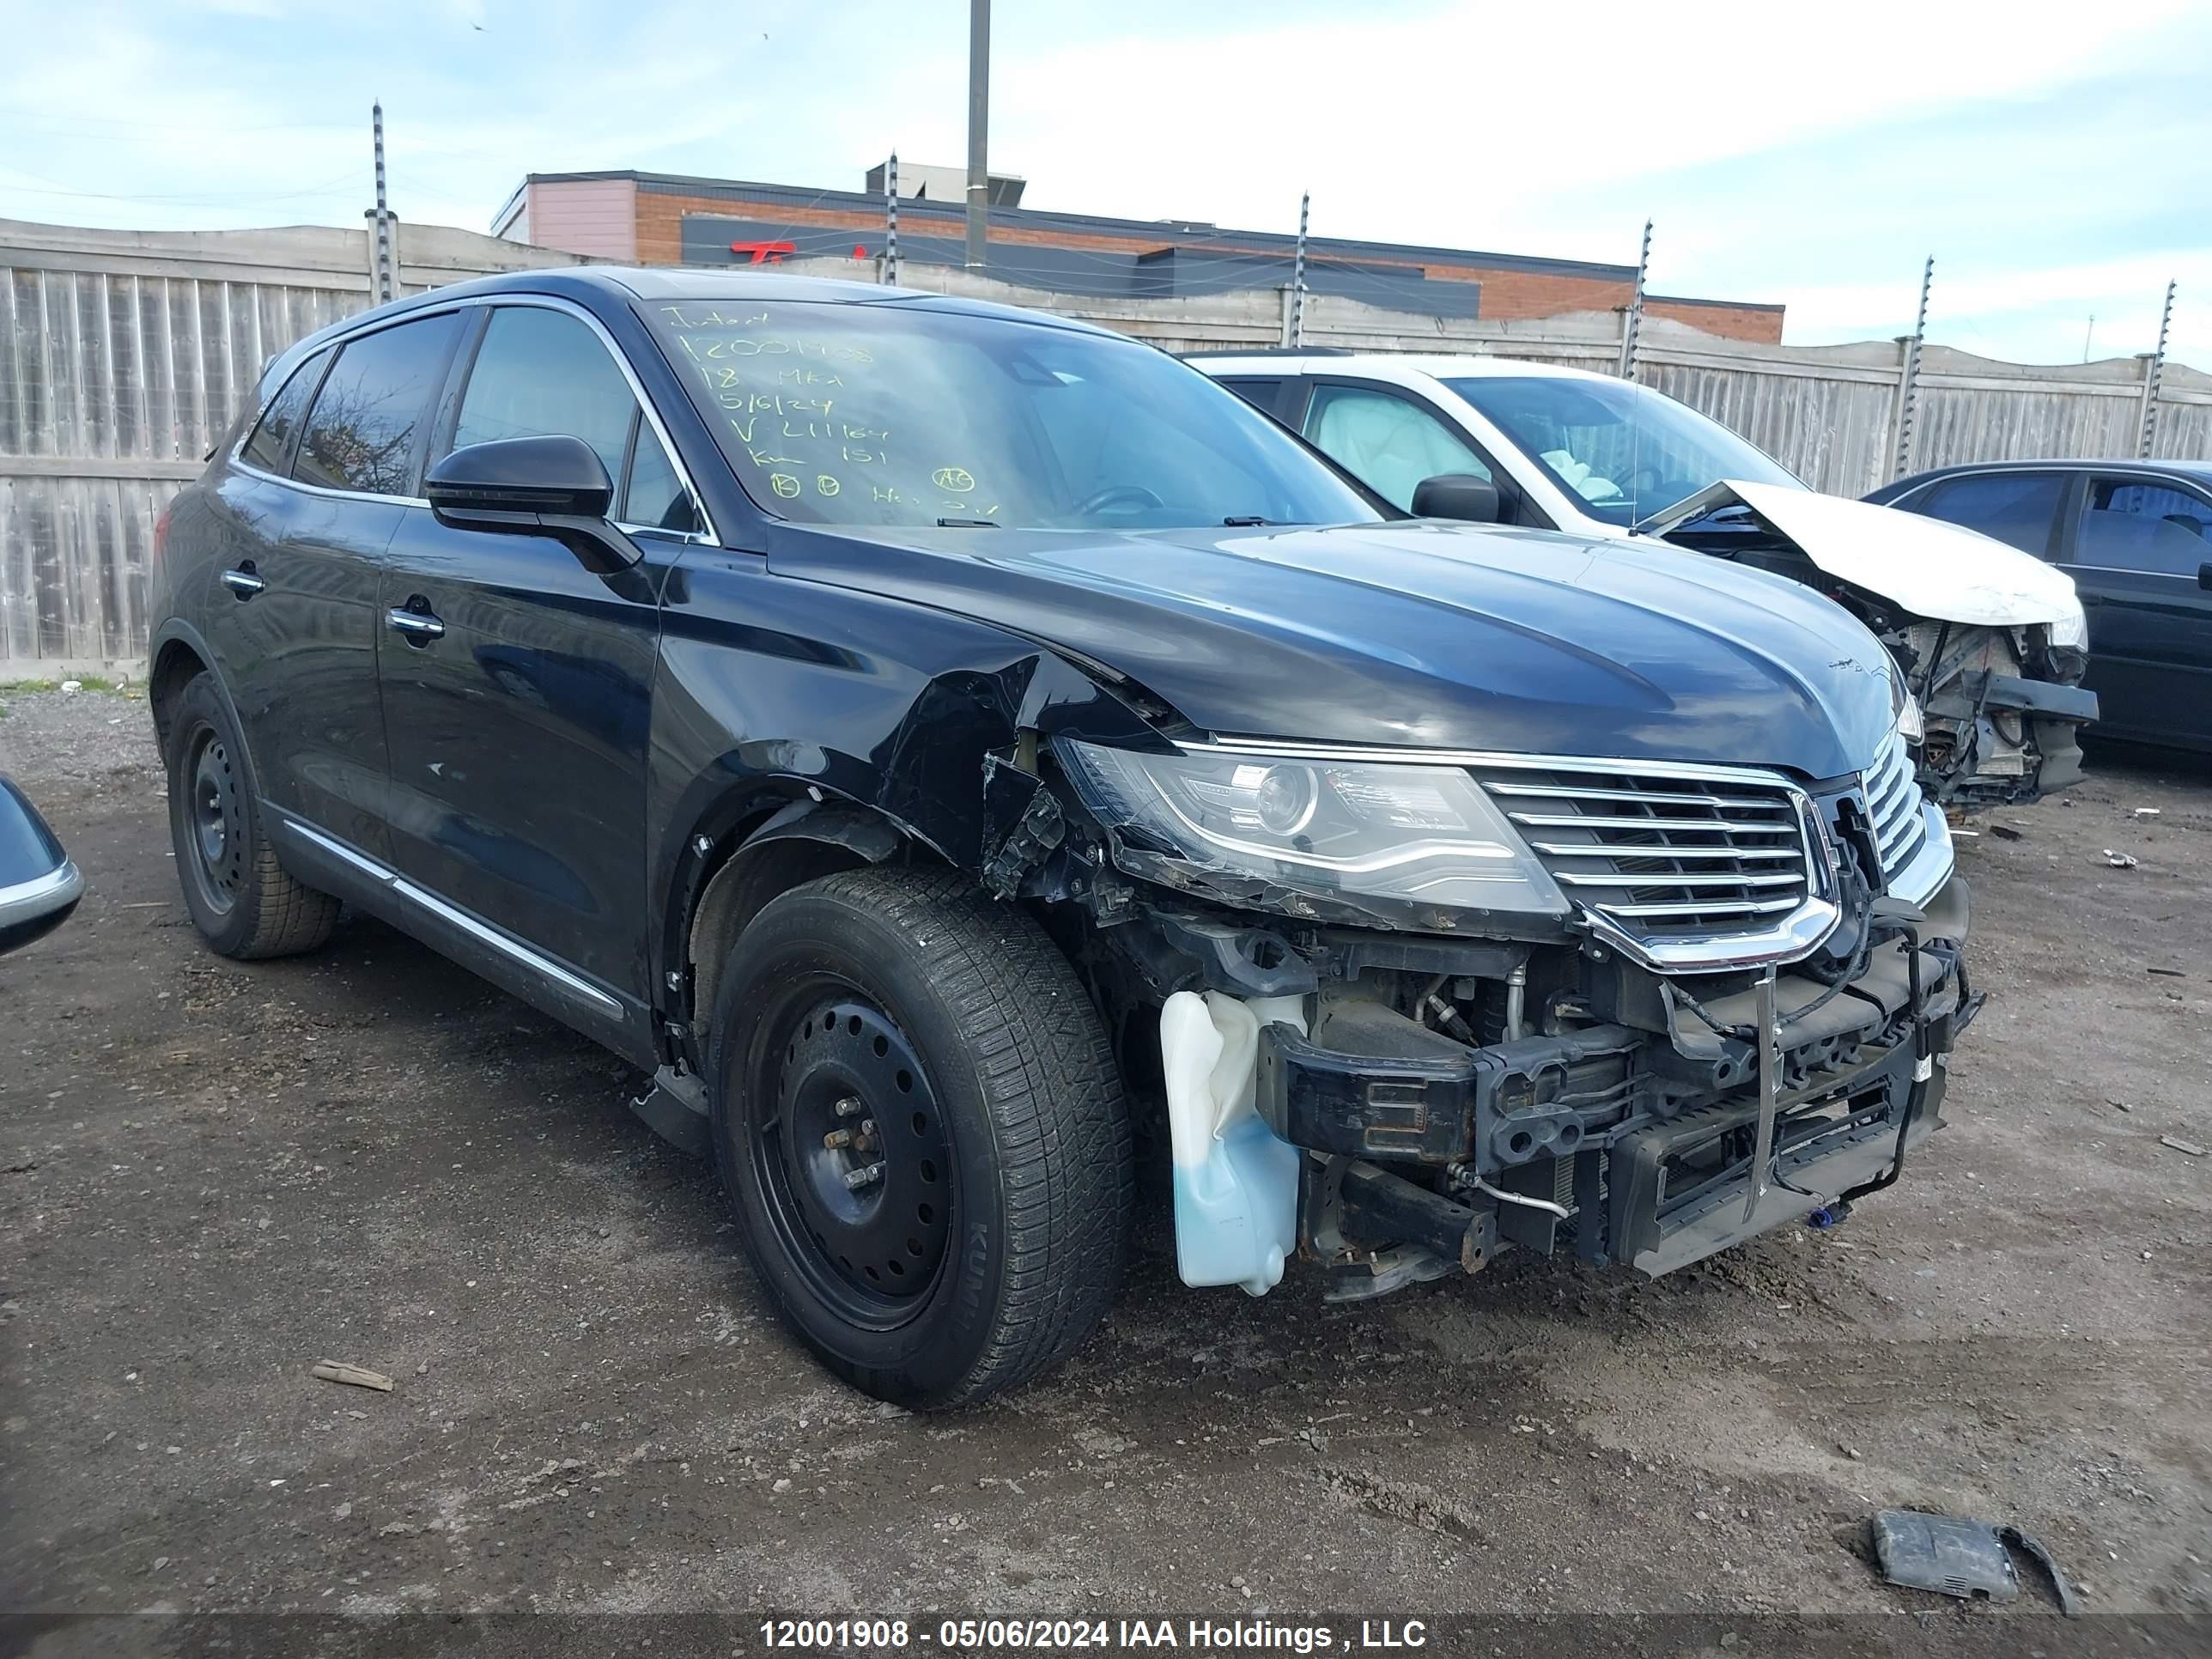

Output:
xmin=1411 ymin=472 xmax=1502 ymax=525
xmin=425 ymin=436 xmax=640 ymax=571
xmin=0 ymin=776 xmax=82 ymax=957
xmin=2199 ymin=562 xmax=2211 ymax=592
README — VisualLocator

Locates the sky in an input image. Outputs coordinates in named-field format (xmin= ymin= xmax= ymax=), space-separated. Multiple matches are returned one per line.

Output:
xmin=0 ymin=0 xmax=2205 ymax=368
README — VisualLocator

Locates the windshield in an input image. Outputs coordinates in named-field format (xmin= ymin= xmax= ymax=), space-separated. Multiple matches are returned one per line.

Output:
xmin=1443 ymin=374 xmax=1801 ymax=528
xmin=647 ymin=300 xmax=1380 ymax=532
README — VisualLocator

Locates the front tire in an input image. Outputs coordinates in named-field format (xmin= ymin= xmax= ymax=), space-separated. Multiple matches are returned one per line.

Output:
xmin=164 ymin=672 xmax=339 ymax=959
xmin=709 ymin=866 xmax=1131 ymax=1408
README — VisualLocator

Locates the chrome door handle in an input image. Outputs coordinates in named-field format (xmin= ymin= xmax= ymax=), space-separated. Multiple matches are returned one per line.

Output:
xmin=386 ymin=607 xmax=445 ymax=642
xmin=221 ymin=566 xmax=264 ymax=597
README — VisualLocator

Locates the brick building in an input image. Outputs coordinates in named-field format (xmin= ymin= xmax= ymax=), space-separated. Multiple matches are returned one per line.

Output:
xmin=492 ymin=169 xmax=1785 ymax=343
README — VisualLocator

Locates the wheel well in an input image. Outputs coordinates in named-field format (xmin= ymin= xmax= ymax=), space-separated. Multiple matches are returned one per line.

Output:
xmin=149 ymin=640 xmax=209 ymax=754
xmin=686 ymin=810 xmax=944 ymax=1059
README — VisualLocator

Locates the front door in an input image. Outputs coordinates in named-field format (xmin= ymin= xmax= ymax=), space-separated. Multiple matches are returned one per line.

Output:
xmin=375 ymin=300 xmax=705 ymax=1009
xmin=2066 ymin=475 xmax=2212 ymax=747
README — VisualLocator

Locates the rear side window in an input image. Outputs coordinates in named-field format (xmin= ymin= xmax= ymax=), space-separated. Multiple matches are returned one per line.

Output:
xmin=1911 ymin=471 xmax=2066 ymax=556
xmin=240 ymin=350 xmax=327 ymax=475
xmin=452 ymin=307 xmax=639 ymax=487
xmin=1219 ymin=378 xmax=1284 ymax=417
xmin=2075 ymin=479 xmax=2212 ymax=576
xmin=294 ymin=313 xmax=461 ymax=496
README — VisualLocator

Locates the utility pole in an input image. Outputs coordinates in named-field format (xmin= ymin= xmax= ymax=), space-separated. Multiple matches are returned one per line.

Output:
xmin=2081 ymin=314 xmax=2095 ymax=363
xmin=1288 ymin=191 xmax=1310 ymax=348
xmin=884 ymin=151 xmax=900 ymax=286
xmin=371 ymin=100 xmax=393 ymax=305
xmin=2139 ymin=279 xmax=2176 ymax=459
xmin=1892 ymin=256 xmax=1934 ymax=480
xmin=1618 ymin=217 xmax=1652 ymax=380
xmin=964 ymin=0 xmax=989 ymax=270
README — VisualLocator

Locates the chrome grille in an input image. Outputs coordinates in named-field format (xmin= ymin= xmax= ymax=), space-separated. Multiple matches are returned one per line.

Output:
xmin=1474 ymin=763 xmax=1814 ymax=940
xmin=1862 ymin=728 xmax=1929 ymax=883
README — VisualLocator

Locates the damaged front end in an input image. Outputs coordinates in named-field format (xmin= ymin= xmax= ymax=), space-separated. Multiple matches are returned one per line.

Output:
xmin=1016 ymin=727 xmax=1978 ymax=1301
xmin=1889 ymin=617 xmax=2096 ymax=811
xmin=1649 ymin=480 xmax=2097 ymax=810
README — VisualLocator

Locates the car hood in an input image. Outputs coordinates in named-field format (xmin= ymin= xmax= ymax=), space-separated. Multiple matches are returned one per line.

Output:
xmin=1650 ymin=479 xmax=2081 ymax=629
xmin=772 ymin=520 xmax=1899 ymax=781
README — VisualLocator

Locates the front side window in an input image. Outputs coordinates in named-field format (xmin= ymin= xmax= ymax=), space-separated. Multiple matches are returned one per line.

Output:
xmin=623 ymin=427 xmax=703 ymax=534
xmin=646 ymin=300 xmax=1378 ymax=532
xmin=2075 ymin=479 xmax=2212 ymax=576
xmin=452 ymin=307 xmax=641 ymax=488
xmin=1301 ymin=384 xmax=1492 ymax=512
xmin=1912 ymin=471 xmax=2068 ymax=556
xmin=1445 ymin=374 xmax=1799 ymax=528
xmin=240 ymin=349 xmax=328 ymax=475
xmin=294 ymin=313 xmax=461 ymax=495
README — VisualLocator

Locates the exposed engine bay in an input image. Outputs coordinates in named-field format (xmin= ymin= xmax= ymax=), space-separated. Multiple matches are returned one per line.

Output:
xmin=1101 ymin=876 xmax=1976 ymax=1299
xmin=991 ymin=725 xmax=1979 ymax=1303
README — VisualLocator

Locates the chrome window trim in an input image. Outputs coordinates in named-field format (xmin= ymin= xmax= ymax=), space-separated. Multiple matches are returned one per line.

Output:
xmin=229 ymin=453 xmax=425 ymax=509
xmin=229 ymin=293 xmax=720 ymax=547
xmin=0 ymin=859 xmax=83 ymax=927
xmin=282 ymin=820 xmax=623 ymax=1018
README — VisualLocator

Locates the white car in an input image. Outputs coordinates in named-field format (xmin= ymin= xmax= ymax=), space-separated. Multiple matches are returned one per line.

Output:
xmin=1190 ymin=351 xmax=2097 ymax=809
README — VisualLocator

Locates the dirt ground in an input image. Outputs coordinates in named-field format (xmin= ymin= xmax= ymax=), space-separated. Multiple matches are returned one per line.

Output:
xmin=3 ymin=684 xmax=2208 ymax=1651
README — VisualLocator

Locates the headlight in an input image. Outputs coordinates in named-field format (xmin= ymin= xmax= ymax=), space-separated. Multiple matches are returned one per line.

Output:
xmin=1056 ymin=739 xmax=1569 ymax=924
xmin=2049 ymin=592 xmax=2088 ymax=652
xmin=1897 ymin=689 xmax=1924 ymax=744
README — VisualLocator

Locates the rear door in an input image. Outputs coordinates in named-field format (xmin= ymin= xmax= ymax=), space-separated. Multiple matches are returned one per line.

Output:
xmin=2062 ymin=474 xmax=2212 ymax=747
xmin=1899 ymin=469 xmax=2072 ymax=559
xmin=375 ymin=298 xmax=707 ymax=1012
xmin=217 ymin=312 xmax=464 ymax=858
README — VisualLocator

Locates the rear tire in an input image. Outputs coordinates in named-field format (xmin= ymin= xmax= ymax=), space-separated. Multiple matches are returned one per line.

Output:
xmin=164 ymin=672 xmax=339 ymax=960
xmin=709 ymin=866 xmax=1131 ymax=1408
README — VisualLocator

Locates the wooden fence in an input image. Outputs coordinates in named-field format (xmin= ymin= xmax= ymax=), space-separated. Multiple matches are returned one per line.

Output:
xmin=3 ymin=222 xmax=2204 ymax=671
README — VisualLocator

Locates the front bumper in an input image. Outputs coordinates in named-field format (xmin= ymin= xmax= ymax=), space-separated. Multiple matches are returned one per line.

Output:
xmin=1256 ymin=901 xmax=1976 ymax=1283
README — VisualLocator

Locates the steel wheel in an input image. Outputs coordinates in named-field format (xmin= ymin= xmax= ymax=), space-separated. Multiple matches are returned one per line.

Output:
xmin=751 ymin=983 xmax=955 ymax=1328
xmin=182 ymin=726 xmax=246 ymax=918
xmin=710 ymin=867 xmax=1131 ymax=1407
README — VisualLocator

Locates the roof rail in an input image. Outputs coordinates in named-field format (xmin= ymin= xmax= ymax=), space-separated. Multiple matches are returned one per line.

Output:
xmin=1176 ymin=346 xmax=1354 ymax=360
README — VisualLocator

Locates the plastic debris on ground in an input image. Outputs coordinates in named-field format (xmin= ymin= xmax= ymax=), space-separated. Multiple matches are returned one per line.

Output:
xmin=1870 ymin=1509 xmax=2078 ymax=1616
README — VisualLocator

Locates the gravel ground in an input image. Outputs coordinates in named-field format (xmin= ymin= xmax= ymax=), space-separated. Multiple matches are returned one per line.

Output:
xmin=2 ymin=685 xmax=2208 ymax=1653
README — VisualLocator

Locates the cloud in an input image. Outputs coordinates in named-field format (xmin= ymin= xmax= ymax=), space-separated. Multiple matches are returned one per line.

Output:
xmin=0 ymin=0 xmax=2203 ymax=366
